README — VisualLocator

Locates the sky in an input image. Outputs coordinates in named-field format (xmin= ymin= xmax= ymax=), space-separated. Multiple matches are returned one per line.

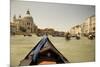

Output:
xmin=11 ymin=0 xmax=95 ymax=32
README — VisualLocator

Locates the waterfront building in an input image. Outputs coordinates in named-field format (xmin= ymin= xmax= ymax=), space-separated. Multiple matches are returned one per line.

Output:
xmin=10 ymin=10 xmax=37 ymax=35
xmin=69 ymin=25 xmax=81 ymax=36
xmin=81 ymin=15 xmax=95 ymax=35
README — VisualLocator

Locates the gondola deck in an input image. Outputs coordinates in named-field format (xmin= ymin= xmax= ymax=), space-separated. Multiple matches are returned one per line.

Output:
xmin=19 ymin=35 xmax=69 ymax=66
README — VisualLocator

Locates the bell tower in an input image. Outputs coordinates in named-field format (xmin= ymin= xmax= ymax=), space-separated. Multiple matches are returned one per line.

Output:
xmin=13 ymin=15 xmax=16 ymax=22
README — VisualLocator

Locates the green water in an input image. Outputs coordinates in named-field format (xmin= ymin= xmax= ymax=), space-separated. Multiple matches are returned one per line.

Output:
xmin=10 ymin=34 xmax=95 ymax=66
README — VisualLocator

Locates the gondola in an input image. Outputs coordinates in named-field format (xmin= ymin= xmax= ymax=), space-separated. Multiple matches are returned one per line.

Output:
xmin=19 ymin=35 xmax=69 ymax=66
xmin=65 ymin=32 xmax=71 ymax=40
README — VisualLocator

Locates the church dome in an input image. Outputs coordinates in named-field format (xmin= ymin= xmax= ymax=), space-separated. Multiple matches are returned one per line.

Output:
xmin=23 ymin=10 xmax=33 ymax=19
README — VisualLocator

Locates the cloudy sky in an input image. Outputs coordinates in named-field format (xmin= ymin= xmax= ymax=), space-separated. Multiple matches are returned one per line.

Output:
xmin=11 ymin=0 xmax=95 ymax=32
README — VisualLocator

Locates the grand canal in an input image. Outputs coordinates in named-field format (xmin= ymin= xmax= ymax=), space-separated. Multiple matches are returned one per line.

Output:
xmin=10 ymin=34 xmax=95 ymax=66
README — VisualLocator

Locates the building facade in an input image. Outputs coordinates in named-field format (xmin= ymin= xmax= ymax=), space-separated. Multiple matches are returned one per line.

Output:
xmin=81 ymin=15 xmax=95 ymax=35
xmin=10 ymin=10 xmax=37 ymax=35
xmin=69 ymin=25 xmax=81 ymax=36
xmin=82 ymin=18 xmax=90 ymax=35
xmin=69 ymin=15 xmax=95 ymax=36
xmin=89 ymin=16 xmax=95 ymax=33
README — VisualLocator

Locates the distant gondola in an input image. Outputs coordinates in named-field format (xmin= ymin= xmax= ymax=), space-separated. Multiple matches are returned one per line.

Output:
xmin=65 ymin=32 xmax=71 ymax=40
xmin=88 ymin=32 xmax=95 ymax=40
xmin=88 ymin=34 xmax=94 ymax=40
xmin=19 ymin=35 xmax=69 ymax=66
xmin=76 ymin=35 xmax=80 ymax=40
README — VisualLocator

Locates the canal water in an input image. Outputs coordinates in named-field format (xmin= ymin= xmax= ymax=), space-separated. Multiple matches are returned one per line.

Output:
xmin=10 ymin=34 xmax=95 ymax=66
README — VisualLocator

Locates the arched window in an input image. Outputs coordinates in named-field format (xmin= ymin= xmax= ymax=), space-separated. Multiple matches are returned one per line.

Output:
xmin=28 ymin=27 xmax=30 ymax=29
xmin=27 ymin=22 xmax=30 ymax=25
